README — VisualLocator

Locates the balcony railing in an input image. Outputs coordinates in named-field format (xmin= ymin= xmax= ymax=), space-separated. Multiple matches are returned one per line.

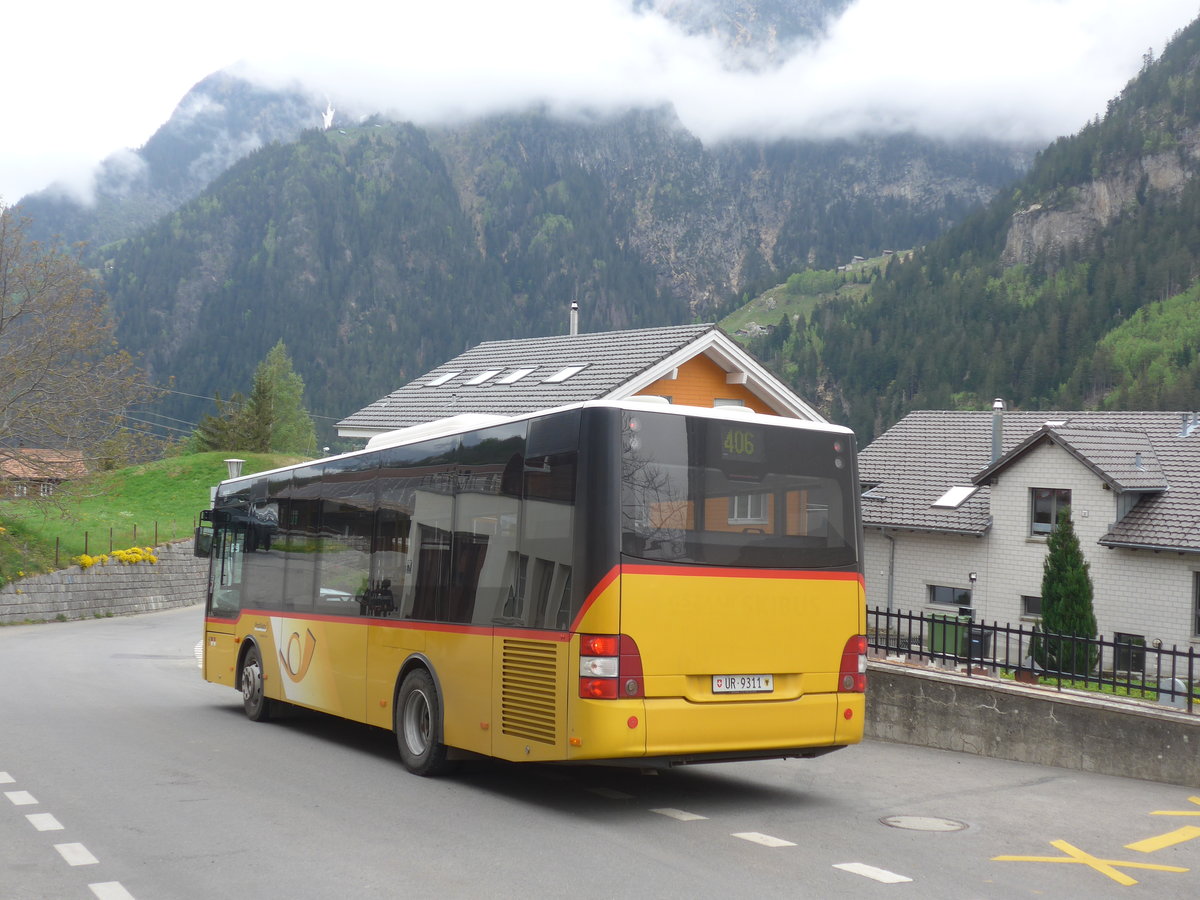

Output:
xmin=867 ymin=606 xmax=1196 ymax=714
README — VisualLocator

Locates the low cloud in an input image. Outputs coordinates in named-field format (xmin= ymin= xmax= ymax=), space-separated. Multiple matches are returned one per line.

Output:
xmin=238 ymin=0 xmax=1195 ymax=146
xmin=5 ymin=0 xmax=1196 ymax=202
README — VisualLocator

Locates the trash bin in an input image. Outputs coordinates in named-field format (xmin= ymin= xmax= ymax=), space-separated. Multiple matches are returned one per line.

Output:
xmin=928 ymin=614 xmax=971 ymax=656
xmin=966 ymin=625 xmax=993 ymax=660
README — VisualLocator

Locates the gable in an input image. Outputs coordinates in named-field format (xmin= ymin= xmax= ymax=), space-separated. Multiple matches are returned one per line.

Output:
xmin=636 ymin=355 xmax=775 ymax=414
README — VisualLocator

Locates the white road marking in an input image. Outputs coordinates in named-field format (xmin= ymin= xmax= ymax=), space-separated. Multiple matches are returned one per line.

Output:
xmin=26 ymin=812 xmax=64 ymax=831
xmin=732 ymin=832 xmax=796 ymax=847
xmin=588 ymin=787 xmax=634 ymax=800
xmin=833 ymin=862 xmax=913 ymax=884
xmin=651 ymin=808 xmax=708 ymax=821
xmin=0 ymin=771 xmax=14 ymax=783
xmin=4 ymin=790 xmax=38 ymax=805
xmin=90 ymin=883 xmax=136 ymax=900
xmin=55 ymin=842 xmax=100 ymax=866
xmin=194 ymin=639 xmax=204 ymax=668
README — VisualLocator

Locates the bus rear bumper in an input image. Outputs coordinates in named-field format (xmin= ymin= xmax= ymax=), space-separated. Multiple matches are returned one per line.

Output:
xmin=643 ymin=692 xmax=863 ymax=758
xmin=565 ymin=691 xmax=863 ymax=762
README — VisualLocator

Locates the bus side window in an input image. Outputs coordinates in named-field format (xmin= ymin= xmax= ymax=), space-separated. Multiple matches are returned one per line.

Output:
xmin=210 ymin=526 xmax=245 ymax=616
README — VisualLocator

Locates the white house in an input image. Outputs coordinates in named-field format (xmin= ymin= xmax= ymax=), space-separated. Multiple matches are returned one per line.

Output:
xmin=859 ymin=404 xmax=1200 ymax=654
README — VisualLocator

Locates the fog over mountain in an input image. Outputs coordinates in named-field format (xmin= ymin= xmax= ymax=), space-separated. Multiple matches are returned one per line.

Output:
xmin=6 ymin=0 xmax=1195 ymax=204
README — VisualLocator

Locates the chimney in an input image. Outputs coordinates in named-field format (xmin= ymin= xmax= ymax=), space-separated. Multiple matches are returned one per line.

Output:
xmin=991 ymin=399 xmax=1006 ymax=462
xmin=569 ymin=300 xmax=579 ymax=336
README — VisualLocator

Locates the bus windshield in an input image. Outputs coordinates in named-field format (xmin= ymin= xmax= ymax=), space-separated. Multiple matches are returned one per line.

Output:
xmin=620 ymin=410 xmax=858 ymax=569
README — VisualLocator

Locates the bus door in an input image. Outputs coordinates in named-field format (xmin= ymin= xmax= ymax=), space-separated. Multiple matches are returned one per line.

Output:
xmin=202 ymin=514 xmax=248 ymax=688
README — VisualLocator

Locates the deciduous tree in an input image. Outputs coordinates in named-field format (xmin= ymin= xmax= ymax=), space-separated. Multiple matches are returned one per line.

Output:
xmin=0 ymin=205 xmax=153 ymax=503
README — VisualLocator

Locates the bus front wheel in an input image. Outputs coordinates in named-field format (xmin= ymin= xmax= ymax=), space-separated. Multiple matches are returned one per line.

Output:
xmin=241 ymin=644 xmax=272 ymax=722
xmin=396 ymin=668 xmax=452 ymax=776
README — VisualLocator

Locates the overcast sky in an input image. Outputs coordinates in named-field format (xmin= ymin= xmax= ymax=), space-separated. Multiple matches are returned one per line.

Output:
xmin=5 ymin=0 xmax=1198 ymax=204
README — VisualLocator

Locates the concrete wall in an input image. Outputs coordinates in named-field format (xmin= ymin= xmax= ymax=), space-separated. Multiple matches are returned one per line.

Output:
xmin=0 ymin=540 xmax=206 ymax=624
xmin=867 ymin=660 xmax=1200 ymax=788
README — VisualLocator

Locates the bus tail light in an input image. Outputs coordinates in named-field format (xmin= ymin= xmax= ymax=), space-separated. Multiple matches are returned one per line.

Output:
xmin=579 ymin=634 xmax=644 ymax=699
xmin=840 ymin=635 xmax=867 ymax=693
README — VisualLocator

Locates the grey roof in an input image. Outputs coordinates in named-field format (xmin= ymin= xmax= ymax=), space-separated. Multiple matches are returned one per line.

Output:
xmin=975 ymin=425 xmax=1169 ymax=492
xmin=337 ymin=323 xmax=821 ymax=435
xmin=859 ymin=410 xmax=1200 ymax=552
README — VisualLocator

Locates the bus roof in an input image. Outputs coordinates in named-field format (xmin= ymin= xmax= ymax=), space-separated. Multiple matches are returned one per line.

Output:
xmin=214 ymin=399 xmax=853 ymax=491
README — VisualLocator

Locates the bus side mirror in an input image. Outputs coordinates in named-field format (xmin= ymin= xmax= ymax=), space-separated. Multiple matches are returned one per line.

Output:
xmin=194 ymin=526 xmax=213 ymax=558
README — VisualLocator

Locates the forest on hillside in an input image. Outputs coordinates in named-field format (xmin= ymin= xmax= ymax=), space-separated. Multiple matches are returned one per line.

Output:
xmin=101 ymin=107 xmax=1023 ymax=434
xmin=743 ymin=19 xmax=1200 ymax=441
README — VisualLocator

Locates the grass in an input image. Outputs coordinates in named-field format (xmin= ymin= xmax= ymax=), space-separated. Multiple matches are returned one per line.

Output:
xmin=719 ymin=254 xmax=889 ymax=338
xmin=0 ymin=451 xmax=304 ymax=585
xmin=999 ymin=669 xmax=1198 ymax=704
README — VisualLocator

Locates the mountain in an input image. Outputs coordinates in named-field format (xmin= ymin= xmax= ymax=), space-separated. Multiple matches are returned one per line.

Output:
xmin=636 ymin=0 xmax=853 ymax=67
xmin=17 ymin=72 xmax=329 ymax=249
xmin=750 ymin=18 xmax=1200 ymax=441
xmin=13 ymin=0 xmax=1048 ymax=444
xmin=99 ymin=105 xmax=1031 ymax=436
xmin=15 ymin=1 xmax=851 ymax=252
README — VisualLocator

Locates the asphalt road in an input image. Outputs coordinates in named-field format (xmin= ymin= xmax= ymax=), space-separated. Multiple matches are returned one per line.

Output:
xmin=2 ymin=606 xmax=1198 ymax=899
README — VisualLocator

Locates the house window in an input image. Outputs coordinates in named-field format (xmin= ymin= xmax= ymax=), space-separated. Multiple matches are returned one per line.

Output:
xmin=1194 ymin=573 xmax=1200 ymax=637
xmin=12 ymin=483 xmax=27 ymax=498
xmin=729 ymin=493 xmax=767 ymax=524
xmin=714 ymin=398 xmax=745 ymax=407
xmin=1021 ymin=595 xmax=1042 ymax=618
xmin=1031 ymin=488 xmax=1071 ymax=535
xmin=39 ymin=482 xmax=54 ymax=497
xmin=928 ymin=584 xmax=972 ymax=608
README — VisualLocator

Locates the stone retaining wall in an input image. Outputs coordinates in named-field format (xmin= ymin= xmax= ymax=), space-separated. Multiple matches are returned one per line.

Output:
xmin=0 ymin=540 xmax=206 ymax=624
xmin=866 ymin=660 xmax=1199 ymax=788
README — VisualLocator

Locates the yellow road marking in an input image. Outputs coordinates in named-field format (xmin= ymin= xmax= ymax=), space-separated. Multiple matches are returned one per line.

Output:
xmin=993 ymin=839 xmax=1189 ymax=887
xmin=1150 ymin=796 xmax=1200 ymax=817
xmin=1127 ymin=826 xmax=1200 ymax=853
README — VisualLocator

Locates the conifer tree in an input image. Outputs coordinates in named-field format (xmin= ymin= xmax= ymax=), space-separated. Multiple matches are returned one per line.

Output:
xmin=1034 ymin=509 xmax=1099 ymax=675
xmin=191 ymin=342 xmax=317 ymax=455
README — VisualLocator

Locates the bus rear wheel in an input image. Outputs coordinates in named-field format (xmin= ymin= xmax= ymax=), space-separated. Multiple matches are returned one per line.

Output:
xmin=241 ymin=644 xmax=272 ymax=722
xmin=396 ymin=668 xmax=452 ymax=776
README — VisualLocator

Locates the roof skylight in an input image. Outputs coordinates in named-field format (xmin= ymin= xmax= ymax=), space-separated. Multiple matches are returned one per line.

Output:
xmin=426 ymin=371 xmax=461 ymax=386
xmin=932 ymin=486 xmax=979 ymax=509
xmin=497 ymin=367 xmax=537 ymax=384
xmin=543 ymin=365 xmax=587 ymax=383
xmin=465 ymin=370 xmax=501 ymax=385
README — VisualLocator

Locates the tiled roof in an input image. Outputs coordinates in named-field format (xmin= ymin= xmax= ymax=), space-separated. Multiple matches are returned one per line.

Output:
xmin=337 ymin=323 xmax=821 ymax=434
xmin=338 ymin=324 xmax=713 ymax=432
xmin=858 ymin=410 xmax=1200 ymax=551
xmin=0 ymin=449 xmax=88 ymax=481
xmin=977 ymin=425 xmax=1169 ymax=492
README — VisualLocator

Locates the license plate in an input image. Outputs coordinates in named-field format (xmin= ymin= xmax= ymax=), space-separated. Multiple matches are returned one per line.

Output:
xmin=712 ymin=674 xmax=774 ymax=694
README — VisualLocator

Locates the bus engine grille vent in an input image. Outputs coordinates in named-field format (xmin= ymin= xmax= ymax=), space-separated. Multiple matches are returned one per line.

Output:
xmin=500 ymin=639 xmax=559 ymax=744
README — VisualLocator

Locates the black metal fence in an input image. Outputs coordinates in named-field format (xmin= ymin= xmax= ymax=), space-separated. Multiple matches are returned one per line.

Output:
xmin=867 ymin=606 xmax=1197 ymax=714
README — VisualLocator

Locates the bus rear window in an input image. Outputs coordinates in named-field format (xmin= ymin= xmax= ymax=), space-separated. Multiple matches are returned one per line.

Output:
xmin=620 ymin=411 xmax=858 ymax=569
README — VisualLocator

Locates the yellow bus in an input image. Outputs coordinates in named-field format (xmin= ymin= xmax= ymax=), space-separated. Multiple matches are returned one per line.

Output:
xmin=198 ymin=400 xmax=866 ymax=775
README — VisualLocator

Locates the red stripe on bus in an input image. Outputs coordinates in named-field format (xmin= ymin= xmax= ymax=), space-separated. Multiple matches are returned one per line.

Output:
xmin=620 ymin=563 xmax=864 ymax=585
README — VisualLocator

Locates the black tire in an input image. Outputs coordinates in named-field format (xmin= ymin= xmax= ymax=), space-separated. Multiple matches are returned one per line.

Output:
xmin=395 ymin=668 xmax=452 ymax=776
xmin=240 ymin=643 xmax=272 ymax=722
